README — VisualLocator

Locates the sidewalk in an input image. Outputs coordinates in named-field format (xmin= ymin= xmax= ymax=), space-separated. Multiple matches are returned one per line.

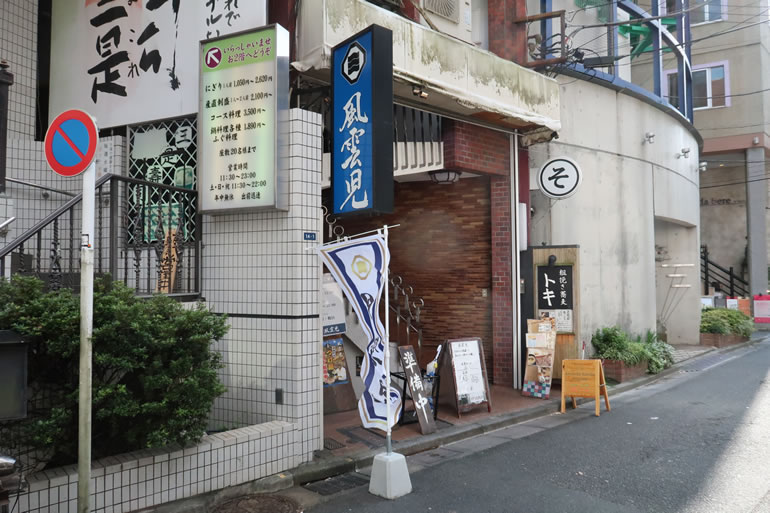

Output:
xmin=149 ymin=336 xmax=765 ymax=513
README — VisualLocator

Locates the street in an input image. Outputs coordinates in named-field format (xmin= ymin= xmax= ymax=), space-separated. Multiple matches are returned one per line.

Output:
xmin=306 ymin=339 xmax=770 ymax=513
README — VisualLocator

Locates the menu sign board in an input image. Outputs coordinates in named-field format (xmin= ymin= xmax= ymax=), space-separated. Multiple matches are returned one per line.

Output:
xmin=438 ymin=338 xmax=492 ymax=416
xmin=199 ymin=24 xmax=289 ymax=213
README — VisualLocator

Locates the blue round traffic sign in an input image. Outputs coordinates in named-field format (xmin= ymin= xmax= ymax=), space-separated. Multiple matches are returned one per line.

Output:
xmin=44 ymin=110 xmax=98 ymax=177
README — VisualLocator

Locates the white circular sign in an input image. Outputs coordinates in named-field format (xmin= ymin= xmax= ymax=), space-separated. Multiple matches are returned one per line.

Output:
xmin=538 ymin=157 xmax=582 ymax=199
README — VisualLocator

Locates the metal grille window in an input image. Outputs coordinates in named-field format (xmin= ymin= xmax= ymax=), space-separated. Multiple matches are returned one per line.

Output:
xmin=127 ymin=117 xmax=198 ymax=244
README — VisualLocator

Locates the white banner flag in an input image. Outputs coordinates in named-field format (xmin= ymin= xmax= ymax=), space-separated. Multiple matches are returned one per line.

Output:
xmin=318 ymin=235 xmax=402 ymax=431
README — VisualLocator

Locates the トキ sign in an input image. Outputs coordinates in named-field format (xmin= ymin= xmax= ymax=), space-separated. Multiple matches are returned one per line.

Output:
xmin=44 ymin=110 xmax=99 ymax=177
xmin=538 ymin=157 xmax=582 ymax=199
xmin=560 ymin=359 xmax=611 ymax=416
xmin=331 ymin=25 xmax=393 ymax=215
xmin=199 ymin=24 xmax=289 ymax=213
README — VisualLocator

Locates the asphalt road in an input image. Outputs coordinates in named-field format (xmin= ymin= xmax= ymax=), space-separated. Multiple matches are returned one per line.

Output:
xmin=307 ymin=339 xmax=770 ymax=513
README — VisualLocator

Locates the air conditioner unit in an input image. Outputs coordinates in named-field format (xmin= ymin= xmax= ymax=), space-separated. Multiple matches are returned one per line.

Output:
xmin=422 ymin=0 xmax=473 ymax=45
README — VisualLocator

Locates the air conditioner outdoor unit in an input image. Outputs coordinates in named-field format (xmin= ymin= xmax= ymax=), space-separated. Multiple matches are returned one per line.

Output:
xmin=422 ymin=0 xmax=473 ymax=44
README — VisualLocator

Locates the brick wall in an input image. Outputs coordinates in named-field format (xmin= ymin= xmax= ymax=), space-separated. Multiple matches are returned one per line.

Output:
xmin=491 ymin=174 xmax=513 ymax=385
xmin=330 ymin=178 xmax=494 ymax=375
xmin=444 ymin=120 xmax=510 ymax=177
xmin=488 ymin=0 xmax=528 ymax=64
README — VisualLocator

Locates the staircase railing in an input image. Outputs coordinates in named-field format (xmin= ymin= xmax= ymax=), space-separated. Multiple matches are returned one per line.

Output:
xmin=0 ymin=174 xmax=200 ymax=297
xmin=322 ymin=206 xmax=425 ymax=357
xmin=701 ymin=245 xmax=748 ymax=297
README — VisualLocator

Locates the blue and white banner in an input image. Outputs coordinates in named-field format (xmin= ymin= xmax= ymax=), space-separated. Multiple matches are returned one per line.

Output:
xmin=317 ymin=234 xmax=402 ymax=431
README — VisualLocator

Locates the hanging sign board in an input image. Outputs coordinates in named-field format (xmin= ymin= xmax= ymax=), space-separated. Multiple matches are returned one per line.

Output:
xmin=538 ymin=157 xmax=582 ymax=199
xmin=560 ymin=359 xmax=611 ymax=417
xmin=398 ymin=346 xmax=437 ymax=435
xmin=323 ymin=337 xmax=350 ymax=387
xmin=49 ymin=0 xmax=267 ymax=129
xmin=536 ymin=264 xmax=574 ymax=333
xmin=438 ymin=338 xmax=491 ymax=416
xmin=199 ymin=24 xmax=289 ymax=214
xmin=331 ymin=24 xmax=394 ymax=215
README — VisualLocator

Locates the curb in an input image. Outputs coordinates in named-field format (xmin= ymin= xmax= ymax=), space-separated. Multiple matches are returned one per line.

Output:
xmin=288 ymin=336 xmax=767 ymax=486
xmin=146 ymin=336 xmax=766 ymax=511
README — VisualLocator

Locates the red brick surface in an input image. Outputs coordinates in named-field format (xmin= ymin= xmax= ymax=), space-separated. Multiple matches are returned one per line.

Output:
xmin=444 ymin=120 xmax=510 ymax=177
xmin=488 ymin=0 xmax=529 ymax=64
xmin=602 ymin=360 xmax=648 ymax=383
xmin=699 ymin=333 xmax=749 ymax=348
xmin=333 ymin=178 xmax=494 ymax=375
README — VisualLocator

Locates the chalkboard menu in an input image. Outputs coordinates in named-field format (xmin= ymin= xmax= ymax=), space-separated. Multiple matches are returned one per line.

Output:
xmin=438 ymin=338 xmax=491 ymax=416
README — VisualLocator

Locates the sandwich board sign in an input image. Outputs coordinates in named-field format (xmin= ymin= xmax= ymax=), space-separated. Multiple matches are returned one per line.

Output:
xmin=560 ymin=359 xmax=611 ymax=416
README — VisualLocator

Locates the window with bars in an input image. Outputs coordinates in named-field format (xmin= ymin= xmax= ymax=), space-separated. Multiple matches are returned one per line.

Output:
xmin=127 ymin=117 xmax=198 ymax=245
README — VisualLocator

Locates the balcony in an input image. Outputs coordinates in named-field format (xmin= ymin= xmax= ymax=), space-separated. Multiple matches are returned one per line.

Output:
xmin=295 ymin=0 xmax=561 ymax=133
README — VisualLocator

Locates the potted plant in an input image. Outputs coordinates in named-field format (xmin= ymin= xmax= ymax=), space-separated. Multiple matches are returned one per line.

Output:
xmin=700 ymin=308 xmax=753 ymax=347
xmin=591 ymin=327 xmax=675 ymax=382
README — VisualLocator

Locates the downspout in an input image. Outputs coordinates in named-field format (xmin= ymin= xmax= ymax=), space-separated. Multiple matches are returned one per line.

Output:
xmin=511 ymin=134 xmax=522 ymax=388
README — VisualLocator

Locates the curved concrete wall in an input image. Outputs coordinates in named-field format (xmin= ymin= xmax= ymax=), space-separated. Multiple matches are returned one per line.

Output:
xmin=529 ymin=77 xmax=701 ymax=347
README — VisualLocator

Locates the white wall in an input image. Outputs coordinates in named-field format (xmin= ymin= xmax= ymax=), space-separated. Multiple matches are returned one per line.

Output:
xmin=203 ymin=109 xmax=323 ymax=460
xmin=529 ymin=77 xmax=701 ymax=348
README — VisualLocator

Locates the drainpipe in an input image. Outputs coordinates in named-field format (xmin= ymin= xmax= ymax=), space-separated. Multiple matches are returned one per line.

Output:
xmin=0 ymin=60 xmax=14 ymax=195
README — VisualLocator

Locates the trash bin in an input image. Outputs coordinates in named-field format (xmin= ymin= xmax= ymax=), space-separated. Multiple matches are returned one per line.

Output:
xmin=0 ymin=330 xmax=27 ymax=421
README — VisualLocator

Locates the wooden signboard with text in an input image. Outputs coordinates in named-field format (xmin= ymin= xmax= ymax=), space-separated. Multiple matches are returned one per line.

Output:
xmin=438 ymin=338 xmax=491 ymax=417
xmin=156 ymin=230 xmax=179 ymax=294
xmin=398 ymin=345 xmax=437 ymax=435
xmin=560 ymin=359 xmax=611 ymax=416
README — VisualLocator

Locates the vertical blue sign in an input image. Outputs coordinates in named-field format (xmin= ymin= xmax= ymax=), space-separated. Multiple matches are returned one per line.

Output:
xmin=332 ymin=25 xmax=393 ymax=215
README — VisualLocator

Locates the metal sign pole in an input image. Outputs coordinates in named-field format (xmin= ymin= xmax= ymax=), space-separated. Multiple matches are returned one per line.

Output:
xmin=78 ymin=161 xmax=95 ymax=513
xmin=384 ymin=226 xmax=392 ymax=454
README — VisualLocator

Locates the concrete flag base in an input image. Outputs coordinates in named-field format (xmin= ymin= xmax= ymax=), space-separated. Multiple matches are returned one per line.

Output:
xmin=368 ymin=451 xmax=412 ymax=499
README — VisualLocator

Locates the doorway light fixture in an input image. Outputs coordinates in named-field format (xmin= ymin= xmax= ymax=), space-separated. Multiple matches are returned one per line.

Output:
xmin=428 ymin=170 xmax=461 ymax=184
xmin=412 ymin=85 xmax=429 ymax=99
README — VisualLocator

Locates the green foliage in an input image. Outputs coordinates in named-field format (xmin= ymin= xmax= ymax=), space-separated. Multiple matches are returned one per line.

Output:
xmin=0 ymin=276 xmax=228 ymax=466
xmin=700 ymin=307 xmax=753 ymax=338
xmin=635 ymin=330 xmax=675 ymax=375
xmin=592 ymin=327 xmax=675 ymax=374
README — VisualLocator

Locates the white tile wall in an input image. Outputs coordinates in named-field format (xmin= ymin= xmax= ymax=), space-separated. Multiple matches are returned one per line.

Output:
xmin=11 ymin=421 xmax=296 ymax=513
xmin=0 ymin=0 xmax=38 ymax=139
xmin=203 ymin=109 xmax=323 ymax=463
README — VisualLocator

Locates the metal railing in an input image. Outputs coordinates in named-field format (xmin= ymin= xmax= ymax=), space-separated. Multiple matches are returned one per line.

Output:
xmin=0 ymin=174 xmax=200 ymax=297
xmin=701 ymin=245 xmax=748 ymax=297
xmin=322 ymin=206 xmax=425 ymax=357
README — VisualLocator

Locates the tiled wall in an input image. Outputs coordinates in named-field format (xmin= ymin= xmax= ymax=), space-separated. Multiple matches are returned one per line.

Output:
xmin=0 ymin=0 xmax=38 ymax=139
xmin=203 ymin=109 xmax=323 ymax=462
xmin=12 ymin=421 xmax=296 ymax=513
xmin=0 ymin=196 xmax=15 ymax=272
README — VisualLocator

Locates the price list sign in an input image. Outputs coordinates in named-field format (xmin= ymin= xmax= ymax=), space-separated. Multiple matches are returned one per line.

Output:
xmin=199 ymin=25 xmax=289 ymax=213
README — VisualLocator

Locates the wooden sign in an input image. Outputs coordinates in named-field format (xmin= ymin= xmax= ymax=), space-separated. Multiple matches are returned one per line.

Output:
xmin=398 ymin=346 xmax=437 ymax=435
xmin=438 ymin=338 xmax=491 ymax=416
xmin=156 ymin=230 xmax=179 ymax=294
xmin=560 ymin=359 xmax=611 ymax=416
xmin=522 ymin=318 xmax=556 ymax=399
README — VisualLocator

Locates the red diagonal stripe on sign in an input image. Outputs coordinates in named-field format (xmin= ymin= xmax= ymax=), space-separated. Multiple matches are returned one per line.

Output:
xmin=56 ymin=127 xmax=87 ymax=161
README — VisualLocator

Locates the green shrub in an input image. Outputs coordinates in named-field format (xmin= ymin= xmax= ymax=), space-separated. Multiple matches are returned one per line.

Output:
xmin=592 ymin=327 xmax=675 ymax=374
xmin=637 ymin=330 xmax=675 ymax=374
xmin=700 ymin=308 xmax=753 ymax=338
xmin=0 ymin=276 xmax=228 ymax=467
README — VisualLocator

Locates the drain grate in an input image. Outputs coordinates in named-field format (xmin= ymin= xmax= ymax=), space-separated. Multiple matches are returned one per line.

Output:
xmin=212 ymin=494 xmax=302 ymax=513
xmin=303 ymin=472 xmax=370 ymax=496
xmin=323 ymin=437 xmax=345 ymax=450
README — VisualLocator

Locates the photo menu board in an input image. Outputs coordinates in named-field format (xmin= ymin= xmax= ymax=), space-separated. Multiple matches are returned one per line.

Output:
xmin=199 ymin=24 xmax=289 ymax=213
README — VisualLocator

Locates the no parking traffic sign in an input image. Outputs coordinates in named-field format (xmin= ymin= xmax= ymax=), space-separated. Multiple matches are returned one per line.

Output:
xmin=44 ymin=110 xmax=98 ymax=177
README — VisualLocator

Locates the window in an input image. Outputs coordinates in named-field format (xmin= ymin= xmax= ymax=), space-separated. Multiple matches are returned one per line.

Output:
xmin=664 ymin=0 xmax=723 ymax=24
xmin=665 ymin=63 xmax=727 ymax=110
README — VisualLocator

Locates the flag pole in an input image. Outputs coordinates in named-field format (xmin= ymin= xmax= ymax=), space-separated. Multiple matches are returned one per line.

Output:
xmin=384 ymin=225 xmax=392 ymax=454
